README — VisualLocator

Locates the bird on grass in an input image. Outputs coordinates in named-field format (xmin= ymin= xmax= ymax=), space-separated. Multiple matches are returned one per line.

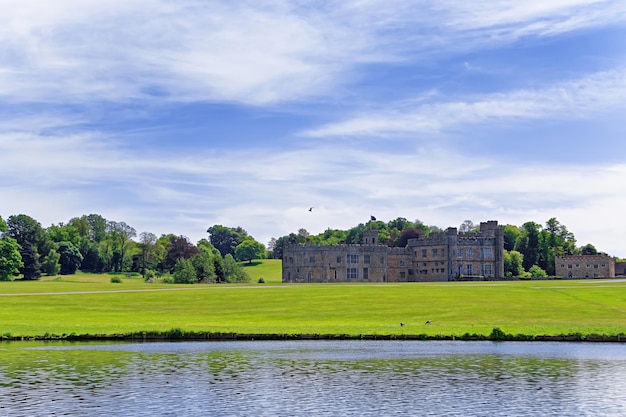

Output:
xmin=400 ymin=322 xmax=405 ymax=326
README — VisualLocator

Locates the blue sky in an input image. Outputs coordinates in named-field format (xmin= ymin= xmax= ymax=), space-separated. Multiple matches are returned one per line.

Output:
xmin=1 ymin=1 xmax=626 ymax=256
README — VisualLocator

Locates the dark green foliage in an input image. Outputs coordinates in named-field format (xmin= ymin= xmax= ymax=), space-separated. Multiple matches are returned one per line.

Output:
xmin=206 ymin=225 xmax=249 ymax=257
xmin=110 ymin=276 xmax=122 ymax=283
xmin=57 ymin=241 xmax=83 ymax=275
xmin=173 ymin=258 xmax=197 ymax=284
xmin=41 ymin=249 xmax=61 ymax=276
xmin=489 ymin=327 xmax=508 ymax=341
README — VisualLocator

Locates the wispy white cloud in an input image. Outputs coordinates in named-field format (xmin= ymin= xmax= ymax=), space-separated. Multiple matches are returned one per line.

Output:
xmin=1 ymin=0 xmax=624 ymax=105
xmin=303 ymin=68 xmax=626 ymax=137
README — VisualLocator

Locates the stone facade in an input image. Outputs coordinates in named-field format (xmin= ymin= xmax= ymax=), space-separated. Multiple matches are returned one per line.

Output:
xmin=555 ymin=254 xmax=615 ymax=278
xmin=282 ymin=221 xmax=504 ymax=283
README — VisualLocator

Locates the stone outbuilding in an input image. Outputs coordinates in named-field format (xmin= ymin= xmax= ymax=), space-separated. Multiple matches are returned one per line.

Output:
xmin=555 ymin=254 xmax=615 ymax=278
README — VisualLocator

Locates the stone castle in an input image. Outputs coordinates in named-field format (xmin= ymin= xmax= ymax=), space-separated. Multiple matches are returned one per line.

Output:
xmin=282 ymin=220 xmax=505 ymax=283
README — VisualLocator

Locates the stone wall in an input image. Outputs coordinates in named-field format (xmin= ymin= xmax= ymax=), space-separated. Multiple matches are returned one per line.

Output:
xmin=283 ymin=220 xmax=504 ymax=283
xmin=555 ymin=254 xmax=615 ymax=278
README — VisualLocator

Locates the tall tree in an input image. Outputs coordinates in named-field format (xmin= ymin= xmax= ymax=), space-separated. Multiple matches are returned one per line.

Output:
xmin=163 ymin=235 xmax=200 ymax=273
xmin=502 ymin=224 xmax=521 ymax=252
xmin=137 ymin=232 xmax=157 ymax=277
xmin=0 ymin=216 xmax=23 ymax=281
xmin=57 ymin=241 xmax=83 ymax=275
xmin=207 ymin=225 xmax=249 ymax=257
xmin=106 ymin=221 xmax=136 ymax=272
xmin=7 ymin=214 xmax=47 ymax=280
xmin=515 ymin=221 xmax=541 ymax=272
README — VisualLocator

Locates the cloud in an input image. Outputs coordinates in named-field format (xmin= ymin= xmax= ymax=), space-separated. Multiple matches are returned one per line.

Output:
xmin=303 ymin=68 xmax=626 ymax=137
xmin=1 ymin=1 xmax=624 ymax=106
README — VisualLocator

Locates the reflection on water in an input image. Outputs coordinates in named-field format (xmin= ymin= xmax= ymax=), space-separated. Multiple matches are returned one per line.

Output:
xmin=1 ymin=341 xmax=626 ymax=416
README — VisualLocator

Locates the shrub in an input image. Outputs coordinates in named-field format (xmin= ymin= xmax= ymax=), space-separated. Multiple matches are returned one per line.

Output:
xmin=258 ymin=277 xmax=265 ymax=284
xmin=110 ymin=276 xmax=122 ymax=283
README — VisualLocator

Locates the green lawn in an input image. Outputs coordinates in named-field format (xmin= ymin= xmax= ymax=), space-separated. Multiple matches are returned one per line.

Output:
xmin=1 ymin=264 xmax=625 ymax=339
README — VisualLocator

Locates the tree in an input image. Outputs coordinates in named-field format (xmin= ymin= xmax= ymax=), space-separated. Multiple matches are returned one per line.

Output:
xmin=234 ymin=239 xmax=266 ymax=264
xmin=173 ymin=258 xmax=197 ymax=284
xmin=502 ymin=224 xmax=521 ymax=252
xmin=0 ymin=216 xmax=23 ymax=281
xmin=106 ymin=221 xmax=136 ymax=272
xmin=7 ymin=214 xmax=47 ymax=280
xmin=163 ymin=235 xmax=200 ymax=273
xmin=57 ymin=241 xmax=83 ymax=275
xmin=503 ymin=250 xmax=524 ymax=277
xmin=138 ymin=232 xmax=157 ymax=277
xmin=393 ymin=228 xmax=423 ymax=247
xmin=222 ymin=254 xmax=249 ymax=283
xmin=40 ymin=249 xmax=61 ymax=276
xmin=515 ymin=221 xmax=541 ymax=272
xmin=206 ymin=225 xmax=249 ymax=257
xmin=580 ymin=243 xmax=598 ymax=255
xmin=459 ymin=220 xmax=477 ymax=233
xmin=191 ymin=252 xmax=217 ymax=283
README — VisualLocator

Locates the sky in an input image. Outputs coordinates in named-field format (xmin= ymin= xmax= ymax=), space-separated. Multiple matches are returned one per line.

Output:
xmin=1 ymin=0 xmax=626 ymax=257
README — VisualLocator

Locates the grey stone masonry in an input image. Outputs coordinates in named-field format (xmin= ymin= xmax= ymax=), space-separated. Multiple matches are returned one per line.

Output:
xmin=282 ymin=221 xmax=504 ymax=283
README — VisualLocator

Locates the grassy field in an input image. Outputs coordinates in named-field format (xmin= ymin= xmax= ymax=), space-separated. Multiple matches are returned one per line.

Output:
xmin=1 ymin=260 xmax=625 ymax=339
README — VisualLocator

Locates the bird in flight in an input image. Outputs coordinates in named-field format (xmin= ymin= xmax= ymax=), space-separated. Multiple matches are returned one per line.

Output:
xmin=308 ymin=207 xmax=314 ymax=211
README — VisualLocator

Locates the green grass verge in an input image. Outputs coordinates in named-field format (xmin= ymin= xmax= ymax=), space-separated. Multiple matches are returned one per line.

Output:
xmin=1 ymin=266 xmax=625 ymax=340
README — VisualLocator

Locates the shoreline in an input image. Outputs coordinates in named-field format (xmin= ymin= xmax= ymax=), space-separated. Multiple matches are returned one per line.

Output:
xmin=3 ymin=331 xmax=626 ymax=343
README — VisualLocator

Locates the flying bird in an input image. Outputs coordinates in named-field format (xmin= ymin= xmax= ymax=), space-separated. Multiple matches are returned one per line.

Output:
xmin=370 ymin=215 xmax=376 ymax=221
xmin=308 ymin=207 xmax=314 ymax=211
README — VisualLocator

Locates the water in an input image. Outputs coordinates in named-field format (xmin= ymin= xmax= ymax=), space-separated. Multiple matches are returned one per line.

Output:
xmin=1 ymin=340 xmax=626 ymax=416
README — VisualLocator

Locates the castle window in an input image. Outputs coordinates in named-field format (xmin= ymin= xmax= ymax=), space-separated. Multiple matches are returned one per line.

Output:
xmin=422 ymin=249 xmax=427 ymax=258
xmin=482 ymin=247 xmax=493 ymax=258
xmin=337 ymin=256 xmax=341 ymax=263
xmin=309 ymin=256 xmax=315 ymax=263
xmin=457 ymin=249 xmax=463 ymax=258
xmin=484 ymin=264 xmax=492 ymax=275
xmin=466 ymin=248 xmax=473 ymax=257
xmin=307 ymin=271 xmax=312 ymax=281
xmin=347 ymin=254 xmax=359 ymax=264
xmin=400 ymin=261 xmax=406 ymax=267
xmin=347 ymin=268 xmax=358 ymax=280
xmin=363 ymin=268 xmax=369 ymax=279
xmin=458 ymin=265 xmax=463 ymax=275
xmin=364 ymin=255 xmax=371 ymax=264
xmin=400 ymin=271 xmax=406 ymax=279
xmin=432 ymin=248 xmax=438 ymax=257
xmin=467 ymin=265 xmax=473 ymax=275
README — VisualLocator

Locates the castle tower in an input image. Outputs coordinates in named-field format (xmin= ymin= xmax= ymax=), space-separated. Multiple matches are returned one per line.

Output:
xmin=363 ymin=230 xmax=379 ymax=245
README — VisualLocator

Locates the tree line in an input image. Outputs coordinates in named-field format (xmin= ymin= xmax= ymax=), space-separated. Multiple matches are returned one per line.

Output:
xmin=0 ymin=214 xmax=266 ymax=283
xmin=267 ymin=217 xmax=603 ymax=278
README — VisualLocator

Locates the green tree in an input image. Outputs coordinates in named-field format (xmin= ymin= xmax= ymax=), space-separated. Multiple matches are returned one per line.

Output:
xmin=163 ymin=235 xmax=200 ymax=273
xmin=137 ymin=231 xmax=157 ymax=277
xmin=222 ymin=254 xmax=249 ymax=283
xmin=0 ymin=216 xmax=23 ymax=281
xmin=7 ymin=214 xmax=47 ymax=280
xmin=191 ymin=252 xmax=217 ymax=283
xmin=515 ymin=221 xmax=541 ymax=272
xmin=57 ymin=241 xmax=83 ymax=275
xmin=503 ymin=250 xmax=524 ymax=277
xmin=173 ymin=258 xmax=197 ymax=284
xmin=106 ymin=221 xmax=136 ymax=272
xmin=580 ymin=243 xmax=598 ymax=255
xmin=234 ymin=239 xmax=266 ymax=264
xmin=502 ymin=224 xmax=521 ymax=251
xmin=40 ymin=248 xmax=61 ymax=276
xmin=206 ymin=225 xmax=249 ymax=257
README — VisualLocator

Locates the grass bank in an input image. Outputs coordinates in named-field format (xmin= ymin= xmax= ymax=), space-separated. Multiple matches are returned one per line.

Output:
xmin=1 ymin=264 xmax=625 ymax=341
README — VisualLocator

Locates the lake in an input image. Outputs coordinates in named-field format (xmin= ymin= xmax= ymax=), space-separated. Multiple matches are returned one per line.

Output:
xmin=1 ymin=340 xmax=626 ymax=416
